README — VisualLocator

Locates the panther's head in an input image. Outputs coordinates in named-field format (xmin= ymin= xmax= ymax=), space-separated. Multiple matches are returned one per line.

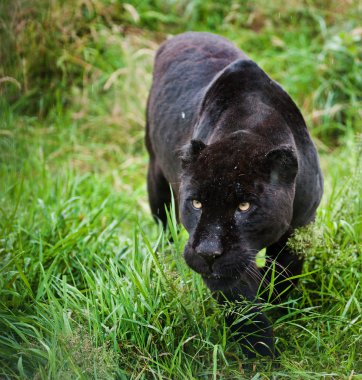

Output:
xmin=179 ymin=133 xmax=298 ymax=293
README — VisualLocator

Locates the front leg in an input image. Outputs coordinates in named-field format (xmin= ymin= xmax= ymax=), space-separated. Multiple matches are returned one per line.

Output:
xmin=225 ymin=305 xmax=274 ymax=358
xmin=261 ymin=232 xmax=305 ymax=302
xmin=210 ymin=274 xmax=275 ymax=358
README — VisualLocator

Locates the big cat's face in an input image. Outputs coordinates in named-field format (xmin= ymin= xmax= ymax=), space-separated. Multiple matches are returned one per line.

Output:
xmin=179 ymin=136 xmax=297 ymax=292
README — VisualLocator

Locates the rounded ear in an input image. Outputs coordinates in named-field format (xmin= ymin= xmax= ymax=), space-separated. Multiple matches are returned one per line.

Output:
xmin=263 ymin=146 xmax=298 ymax=185
xmin=180 ymin=139 xmax=206 ymax=168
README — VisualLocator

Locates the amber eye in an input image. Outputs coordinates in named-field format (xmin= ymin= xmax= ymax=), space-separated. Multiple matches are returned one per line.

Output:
xmin=238 ymin=202 xmax=250 ymax=212
xmin=192 ymin=200 xmax=202 ymax=209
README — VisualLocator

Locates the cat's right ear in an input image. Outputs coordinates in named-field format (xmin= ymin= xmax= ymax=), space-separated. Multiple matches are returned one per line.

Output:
xmin=180 ymin=139 xmax=206 ymax=169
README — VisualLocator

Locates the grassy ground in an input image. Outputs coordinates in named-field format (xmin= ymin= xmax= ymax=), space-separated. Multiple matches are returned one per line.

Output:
xmin=0 ymin=1 xmax=361 ymax=378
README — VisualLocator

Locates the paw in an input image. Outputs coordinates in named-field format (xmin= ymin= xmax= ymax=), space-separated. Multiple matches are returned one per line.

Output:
xmin=226 ymin=309 xmax=275 ymax=358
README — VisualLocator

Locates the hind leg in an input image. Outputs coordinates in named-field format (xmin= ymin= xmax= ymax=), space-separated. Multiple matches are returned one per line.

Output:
xmin=147 ymin=159 xmax=172 ymax=227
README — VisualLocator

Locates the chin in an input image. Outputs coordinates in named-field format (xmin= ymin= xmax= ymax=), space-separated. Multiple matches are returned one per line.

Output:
xmin=202 ymin=273 xmax=241 ymax=293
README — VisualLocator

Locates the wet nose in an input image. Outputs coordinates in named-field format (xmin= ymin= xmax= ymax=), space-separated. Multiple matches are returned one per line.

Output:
xmin=195 ymin=244 xmax=221 ymax=272
xmin=194 ymin=239 xmax=222 ymax=268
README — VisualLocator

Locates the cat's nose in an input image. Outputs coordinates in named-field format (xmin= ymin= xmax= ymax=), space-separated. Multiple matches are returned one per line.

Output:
xmin=194 ymin=237 xmax=222 ymax=272
xmin=194 ymin=239 xmax=222 ymax=262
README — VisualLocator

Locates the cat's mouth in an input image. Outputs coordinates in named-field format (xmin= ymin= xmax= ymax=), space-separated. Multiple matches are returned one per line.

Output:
xmin=183 ymin=242 xmax=252 ymax=283
xmin=203 ymin=273 xmax=239 ymax=280
xmin=204 ymin=273 xmax=221 ymax=279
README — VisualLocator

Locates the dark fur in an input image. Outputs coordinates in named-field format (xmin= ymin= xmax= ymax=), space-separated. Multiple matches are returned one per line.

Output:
xmin=145 ymin=32 xmax=323 ymax=357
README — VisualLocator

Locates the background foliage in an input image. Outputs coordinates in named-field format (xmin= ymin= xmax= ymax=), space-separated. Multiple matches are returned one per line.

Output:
xmin=0 ymin=0 xmax=361 ymax=378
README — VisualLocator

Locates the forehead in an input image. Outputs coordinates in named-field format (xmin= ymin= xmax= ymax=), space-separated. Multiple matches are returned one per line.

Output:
xmin=186 ymin=140 xmax=259 ymax=199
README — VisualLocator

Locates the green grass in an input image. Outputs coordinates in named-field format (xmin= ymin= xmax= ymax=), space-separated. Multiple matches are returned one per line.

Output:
xmin=1 ymin=0 xmax=361 ymax=378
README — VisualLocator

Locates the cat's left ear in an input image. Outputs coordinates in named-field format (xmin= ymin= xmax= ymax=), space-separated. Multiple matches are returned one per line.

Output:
xmin=262 ymin=146 xmax=298 ymax=185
